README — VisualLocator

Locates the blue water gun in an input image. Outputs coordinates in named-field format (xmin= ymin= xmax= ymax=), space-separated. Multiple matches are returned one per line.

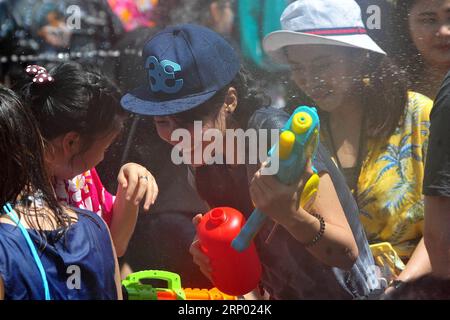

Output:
xmin=231 ymin=106 xmax=321 ymax=252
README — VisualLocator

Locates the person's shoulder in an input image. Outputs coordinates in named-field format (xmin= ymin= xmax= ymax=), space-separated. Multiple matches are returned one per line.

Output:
xmin=247 ymin=107 xmax=290 ymax=131
xmin=73 ymin=208 xmax=106 ymax=231
xmin=441 ymin=70 xmax=450 ymax=90
xmin=407 ymin=91 xmax=433 ymax=118
xmin=432 ymin=78 xmax=450 ymax=119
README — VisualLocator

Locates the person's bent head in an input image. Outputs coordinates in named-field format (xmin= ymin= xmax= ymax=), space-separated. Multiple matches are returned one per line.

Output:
xmin=20 ymin=62 xmax=126 ymax=180
xmin=121 ymin=24 xmax=269 ymax=167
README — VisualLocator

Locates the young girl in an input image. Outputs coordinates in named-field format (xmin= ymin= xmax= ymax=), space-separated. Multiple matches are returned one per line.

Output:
xmin=263 ymin=0 xmax=433 ymax=290
xmin=121 ymin=23 xmax=379 ymax=299
xmin=0 ymin=86 xmax=121 ymax=300
xmin=391 ymin=0 xmax=450 ymax=99
xmin=20 ymin=62 xmax=158 ymax=257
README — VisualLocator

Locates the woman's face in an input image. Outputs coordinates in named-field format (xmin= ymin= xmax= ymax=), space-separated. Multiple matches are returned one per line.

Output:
xmin=409 ymin=0 xmax=450 ymax=68
xmin=286 ymin=45 xmax=361 ymax=113
xmin=153 ymin=102 xmax=229 ymax=167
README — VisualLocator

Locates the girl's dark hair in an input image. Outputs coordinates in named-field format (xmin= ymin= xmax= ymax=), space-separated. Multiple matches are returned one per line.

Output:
xmin=358 ymin=52 xmax=409 ymax=138
xmin=0 ymin=86 xmax=71 ymax=239
xmin=20 ymin=61 xmax=126 ymax=154
xmin=173 ymin=66 xmax=270 ymax=129
xmin=390 ymin=0 xmax=424 ymax=88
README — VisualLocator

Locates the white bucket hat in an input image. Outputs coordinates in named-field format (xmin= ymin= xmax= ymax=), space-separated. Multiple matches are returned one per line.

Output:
xmin=263 ymin=0 xmax=386 ymax=63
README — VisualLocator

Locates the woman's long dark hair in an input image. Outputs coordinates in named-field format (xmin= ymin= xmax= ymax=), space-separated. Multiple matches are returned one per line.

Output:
xmin=358 ymin=52 xmax=409 ymax=138
xmin=0 ymin=86 xmax=71 ymax=241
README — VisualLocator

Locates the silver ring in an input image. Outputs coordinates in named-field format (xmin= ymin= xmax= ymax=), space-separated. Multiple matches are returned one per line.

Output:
xmin=139 ymin=175 xmax=149 ymax=181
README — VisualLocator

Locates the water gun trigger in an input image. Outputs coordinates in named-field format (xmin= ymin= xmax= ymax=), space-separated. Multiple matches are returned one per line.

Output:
xmin=299 ymin=173 xmax=320 ymax=211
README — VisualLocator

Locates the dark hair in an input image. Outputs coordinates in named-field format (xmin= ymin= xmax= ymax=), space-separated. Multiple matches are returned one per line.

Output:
xmin=173 ymin=66 xmax=270 ymax=129
xmin=0 ymin=86 xmax=71 ymax=239
xmin=20 ymin=61 xmax=126 ymax=154
xmin=358 ymin=52 xmax=409 ymax=138
xmin=390 ymin=0 xmax=425 ymax=89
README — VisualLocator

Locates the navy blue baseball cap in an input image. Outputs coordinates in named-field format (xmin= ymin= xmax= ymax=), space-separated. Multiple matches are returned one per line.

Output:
xmin=121 ymin=24 xmax=241 ymax=116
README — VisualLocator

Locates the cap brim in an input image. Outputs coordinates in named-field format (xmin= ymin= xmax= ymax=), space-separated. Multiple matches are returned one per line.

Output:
xmin=121 ymin=86 xmax=218 ymax=116
xmin=263 ymin=30 xmax=386 ymax=63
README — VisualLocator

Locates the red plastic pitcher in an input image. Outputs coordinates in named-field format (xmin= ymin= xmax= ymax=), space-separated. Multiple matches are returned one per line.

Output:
xmin=196 ymin=207 xmax=262 ymax=296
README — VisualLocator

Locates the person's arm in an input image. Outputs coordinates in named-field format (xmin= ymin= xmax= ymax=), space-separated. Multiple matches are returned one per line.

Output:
xmin=0 ymin=275 xmax=4 ymax=300
xmin=112 ymin=240 xmax=123 ymax=300
xmin=422 ymin=75 xmax=450 ymax=278
xmin=99 ymin=216 xmax=124 ymax=300
xmin=110 ymin=163 xmax=158 ymax=257
xmin=250 ymin=164 xmax=358 ymax=270
xmin=396 ymin=238 xmax=432 ymax=282
xmin=425 ymin=196 xmax=450 ymax=278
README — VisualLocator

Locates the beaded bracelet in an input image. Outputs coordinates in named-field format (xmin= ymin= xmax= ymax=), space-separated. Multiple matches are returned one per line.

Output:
xmin=304 ymin=213 xmax=326 ymax=248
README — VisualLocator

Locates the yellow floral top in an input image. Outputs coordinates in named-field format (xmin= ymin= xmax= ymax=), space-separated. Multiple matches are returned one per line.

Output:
xmin=323 ymin=92 xmax=432 ymax=260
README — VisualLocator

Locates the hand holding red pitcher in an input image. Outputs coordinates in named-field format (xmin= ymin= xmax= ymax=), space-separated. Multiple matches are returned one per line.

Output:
xmin=191 ymin=207 xmax=262 ymax=296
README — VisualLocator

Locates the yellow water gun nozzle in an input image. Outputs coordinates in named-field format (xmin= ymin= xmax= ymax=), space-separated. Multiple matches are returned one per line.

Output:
xmin=292 ymin=112 xmax=313 ymax=135
xmin=279 ymin=130 xmax=295 ymax=160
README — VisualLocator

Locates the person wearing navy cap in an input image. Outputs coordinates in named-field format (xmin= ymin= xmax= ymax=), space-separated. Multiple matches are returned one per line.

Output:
xmin=121 ymin=23 xmax=380 ymax=299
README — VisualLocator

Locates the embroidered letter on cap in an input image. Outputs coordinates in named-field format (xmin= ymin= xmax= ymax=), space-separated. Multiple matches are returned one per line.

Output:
xmin=146 ymin=56 xmax=184 ymax=94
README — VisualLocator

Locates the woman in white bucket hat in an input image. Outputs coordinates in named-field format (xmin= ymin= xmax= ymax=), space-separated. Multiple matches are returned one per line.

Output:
xmin=264 ymin=0 xmax=433 ymax=293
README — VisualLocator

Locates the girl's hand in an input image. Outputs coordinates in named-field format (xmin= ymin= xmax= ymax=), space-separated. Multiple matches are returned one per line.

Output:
xmin=117 ymin=162 xmax=158 ymax=211
xmin=189 ymin=214 xmax=213 ymax=282
xmin=249 ymin=161 xmax=314 ymax=227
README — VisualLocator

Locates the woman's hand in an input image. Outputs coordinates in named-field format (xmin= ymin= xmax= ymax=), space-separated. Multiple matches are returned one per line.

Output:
xmin=117 ymin=162 xmax=158 ymax=211
xmin=251 ymin=160 xmax=359 ymax=270
xmin=189 ymin=214 xmax=213 ymax=282
xmin=249 ymin=161 xmax=314 ymax=227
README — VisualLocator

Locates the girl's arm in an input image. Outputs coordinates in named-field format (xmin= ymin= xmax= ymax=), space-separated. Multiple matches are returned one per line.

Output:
xmin=112 ymin=236 xmax=123 ymax=300
xmin=250 ymin=166 xmax=359 ymax=270
xmin=99 ymin=217 xmax=123 ymax=300
xmin=110 ymin=163 xmax=158 ymax=257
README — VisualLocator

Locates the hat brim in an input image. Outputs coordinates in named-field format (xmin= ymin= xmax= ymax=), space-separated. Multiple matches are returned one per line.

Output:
xmin=263 ymin=30 xmax=386 ymax=63
xmin=121 ymin=86 xmax=218 ymax=116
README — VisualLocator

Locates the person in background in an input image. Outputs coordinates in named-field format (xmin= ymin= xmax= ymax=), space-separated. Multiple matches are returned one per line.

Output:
xmin=423 ymin=71 xmax=450 ymax=278
xmin=391 ymin=0 xmax=450 ymax=99
xmin=156 ymin=0 xmax=236 ymax=40
xmin=107 ymin=0 xmax=158 ymax=32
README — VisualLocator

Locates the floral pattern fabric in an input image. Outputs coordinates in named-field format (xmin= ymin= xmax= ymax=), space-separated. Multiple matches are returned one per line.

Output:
xmin=354 ymin=92 xmax=432 ymax=259
xmin=55 ymin=168 xmax=115 ymax=226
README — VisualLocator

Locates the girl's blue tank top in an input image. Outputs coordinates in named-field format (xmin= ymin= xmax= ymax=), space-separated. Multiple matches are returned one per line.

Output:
xmin=0 ymin=209 xmax=117 ymax=300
